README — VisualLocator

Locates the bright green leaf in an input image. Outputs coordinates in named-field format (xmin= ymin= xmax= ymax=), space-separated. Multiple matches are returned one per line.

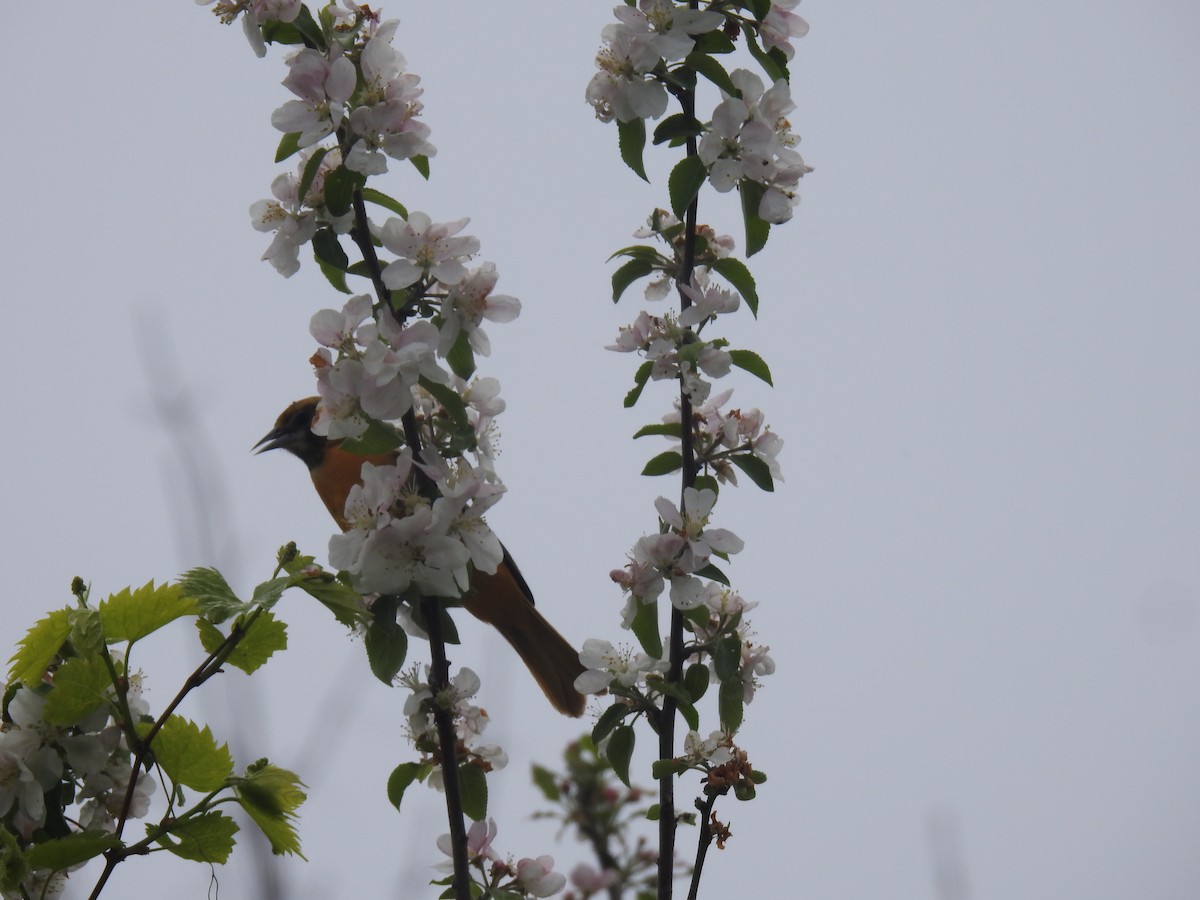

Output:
xmin=197 ymin=611 xmax=287 ymax=675
xmin=617 ymin=117 xmax=649 ymax=182
xmin=409 ymin=155 xmax=431 ymax=179
xmin=249 ymin=577 xmax=291 ymax=610
xmin=235 ymin=763 xmax=307 ymax=858
xmin=156 ymin=811 xmax=239 ymax=864
xmin=41 ymin=654 xmax=111 ymax=726
xmin=180 ymin=568 xmax=247 ymax=624
xmin=25 ymin=832 xmax=121 ymax=872
xmin=8 ymin=609 xmax=70 ymax=686
xmin=365 ymin=597 xmax=408 ymax=685
xmin=387 ymin=762 xmax=425 ymax=811
xmin=668 ymin=155 xmax=708 ymax=220
xmin=142 ymin=716 xmax=234 ymax=792
xmin=630 ymin=598 xmax=662 ymax=658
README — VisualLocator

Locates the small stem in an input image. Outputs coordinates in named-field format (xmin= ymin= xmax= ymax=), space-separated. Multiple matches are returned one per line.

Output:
xmin=686 ymin=794 xmax=720 ymax=900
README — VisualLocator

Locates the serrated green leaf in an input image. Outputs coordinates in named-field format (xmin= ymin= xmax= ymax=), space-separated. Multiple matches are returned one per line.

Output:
xmin=617 ymin=117 xmax=649 ymax=182
xmin=446 ymin=327 xmax=476 ymax=379
xmin=668 ymin=155 xmax=708 ymax=220
xmin=387 ymin=761 xmax=425 ymax=811
xmin=312 ymin=227 xmax=349 ymax=270
xmin=360 ymin=186 xmax=408 ymax=218
xmin=235 ymin=763 xmax=307 ymax=858
xmin=365 ymin=597 xmax=408 ymax=685
xmin=606 ymin=725 xmax=635 ymax=788
xmin=728 ymin=348 xmax=773 ymax=385
xmin=318 ymin=256 xmax=352 ymax=293
xmin=156 ymin=811 xmax=239 ymax=863
xmin=684 ymin=662 xmax=711 ymax=702
xmin=685 ymin=52 xmax=737 ymax=96
xmin=8 ymin=609 xmax=70 ymax=686
xmin=611 ymin=257 xmax=655 ymax=303
xmin=324 ymin=165 xmax=359 ymax=218
xmin=25 ymin=831 xmax=121 ymax=872
xmin=630 ymin=598 xmax=662 ymax=658
xmin=642 ymin=451 xmax=684 ymax=476
xmin=274 ymin=131 xmax=302 ymax=163
xmin=713 ymin=636 xmax=742 ymax=682
xmin=141 ymin=716 xmax=234 ymax=792
xmin=652 ymin=112 xmax=703 ymax=147
xmin=69 ymin=607 xmax=104 ymax=656
xmin=531 ymin=764 xmax=561 ymax=802
xmin=625 ymin=360 xmax=654 ymax=408
xmin=739 ymin=180 xmax=771 ymax=257
xmin=592 ymin=702 xmax=629 ymax=746
xmin=409 ymin=155 xmax=431 ymax=179
xmin=197 ymin=611 xmax=287 ymax=675
xmin=180 ymin=568 xmax=247 ymax=625
xmin=41 ymin=654 xmax=111 ymax=726
xmin=719 ymin=678 xmax=744 ymax=732
xmin=250 ymin=577 xmax=291 ymax=610
xmin=710 ymin=257 xmax=759 ymax=318
xmin=729 ymin=453 xmax=775 ymax=491
xmin=633 ymin=422 xmax=684 ymax=440
xmin=458 ymin=764 xmax=488 ymax=822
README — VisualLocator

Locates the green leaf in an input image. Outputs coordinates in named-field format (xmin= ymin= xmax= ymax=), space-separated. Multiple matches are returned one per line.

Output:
xmin=409 ymin=155 xmax=431 ymax=179
xmin=693 ymin=30 xmax=737 ymax=55
xmin=418 ymin=377 xmax=470 ymax=432
xmin=591 ymin=702 xmax=630 ymax=745
xmin=624 ymin=360 xmax=654 ymax=408
xmin=685 ymin=52 xmax=736 ymax=96
xmin=668 ymin=155 xmax=708 ymax=220
xmin=446 ymin=327 xmax=476 ymax=379
xmin=728 ymin=348 xmax=773 ymax=386
xmin=607 ymin=244 xmax=663 ymax=262
xmin=339 ymin=415 xmax=404 ymax=456
xmin=709 ymin=257 xmax=759 ymax=318
xmin=387 ymin=761 xmax=427 ymax=811
xmin=652 ymin=112 xmax=703 ymax=147
xmin=8 ymin=609 xmax=71 ymax=686
xmin=684 ymin=662 xmax=711 ymax=702
xmin=651 ymin=757 xmax=690 ymax=780
xmin=531 ymin=764 xmax=561 ymax=802
xmin=235 ymin=763 xmax=307 ymax=858
xmin=142 ymin=716 xmax=234 ymax=792
xmin=632 ymin=422 xmax=683 ymax=440
xmin=693 ymin=474 xmax=720 ymax=498
xmin=360 ymin=186 xmax=408 ymax=218
xmin=713 ymin=636 xmax=742 ymax=682
xmin=630 ymin=598 xmax=662 ymax=659
xmin=457 ymin=764 xmax=488 ymax=822
xmin=289 ymin=4 xmax=326 ymax=51
xmin=180 ymin=568 xmax=247 ymax=624
xmin=611 ymin=257 xmax=656 ymax=303
xmin=324 ymin=165 xmax=360 ymax=218
xmin=156 ymin=811 xmax=239 ymax=864
xmin=642 ymin=451 xmax=684 ymax=476
xmin=25 ymin=832 xmax=121 ymax=872
xmin=318 ymin=256 xmax=352 ymax=293
xmin=653 ymin=679 xmax=699 ymax=730
xmin=312 ymin=227 xmax=349 ymax=270
xmin=69 ymin=607 xmax=104 ymax=656
xmin=99 ymin=582 xmax=197 ymax=645
xmin=693 ymin=561 xmax=730 ymax=586
xmin=719 ymin=677 xmax=744 ymax=732
xmin=365 ymin=597 xmax=408 ymax=685
xmin=249 ymin=577 xmax=291 ymax=610
xmin=41 ymin=654 xmax=111 ymax=726
xmin=282 ymin=562 xmax=369 ymax=629
xmin=274 ymin=131 xmax=302 ymax=164
xmin=748 ymin=0 xmax=772 ymax=20
xmin=729 ymin=453 xmax=775 ymax=491
xmin=743 ymin=25 xmax=789 ymax=83
xmin=296 ymin=146 xmax=329 ymax=210
xmin=196 ymin=610 xmax=288 ymax=675
xmin=617 ymin=117 xmax=649 ymax=182
xmin=606 ymin=724 xmax=635 ymax=788
xmin=739 ymin=180 xmax=771 ymax=257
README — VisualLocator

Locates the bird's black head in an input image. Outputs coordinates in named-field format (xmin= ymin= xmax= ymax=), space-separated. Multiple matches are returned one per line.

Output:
xmin=254 ymin=397 xmax=326 ymax=469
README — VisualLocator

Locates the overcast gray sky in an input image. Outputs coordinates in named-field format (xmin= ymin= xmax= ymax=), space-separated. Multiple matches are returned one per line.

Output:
xmin=3 ymin=2 xmax=1198 ymax=898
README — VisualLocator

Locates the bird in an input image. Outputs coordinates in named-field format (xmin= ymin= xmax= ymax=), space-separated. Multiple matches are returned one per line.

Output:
xmin=255 ymin=397 xmax=587 ymax=717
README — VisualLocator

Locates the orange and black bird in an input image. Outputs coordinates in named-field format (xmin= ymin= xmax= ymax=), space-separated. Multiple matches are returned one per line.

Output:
xmin=256 ymin=397 xmax=587 ymax=717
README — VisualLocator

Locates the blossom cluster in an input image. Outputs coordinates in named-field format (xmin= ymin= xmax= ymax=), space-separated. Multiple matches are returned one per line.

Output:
xmin=435 ymin=818 xmax=568 ymax=898
xmin=1 ymin=672 xmax=156 ymax=899
xmin=403 ymin=668 xmax=507 ymax=781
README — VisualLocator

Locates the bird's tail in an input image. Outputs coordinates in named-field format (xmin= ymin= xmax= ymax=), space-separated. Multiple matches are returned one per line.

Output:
xmin=463 ymin=564 xmax=587 ymax=717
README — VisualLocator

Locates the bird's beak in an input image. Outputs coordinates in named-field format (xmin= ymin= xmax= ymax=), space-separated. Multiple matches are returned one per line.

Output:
xmin=253 ymin=427 xmax=290 ymax=455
